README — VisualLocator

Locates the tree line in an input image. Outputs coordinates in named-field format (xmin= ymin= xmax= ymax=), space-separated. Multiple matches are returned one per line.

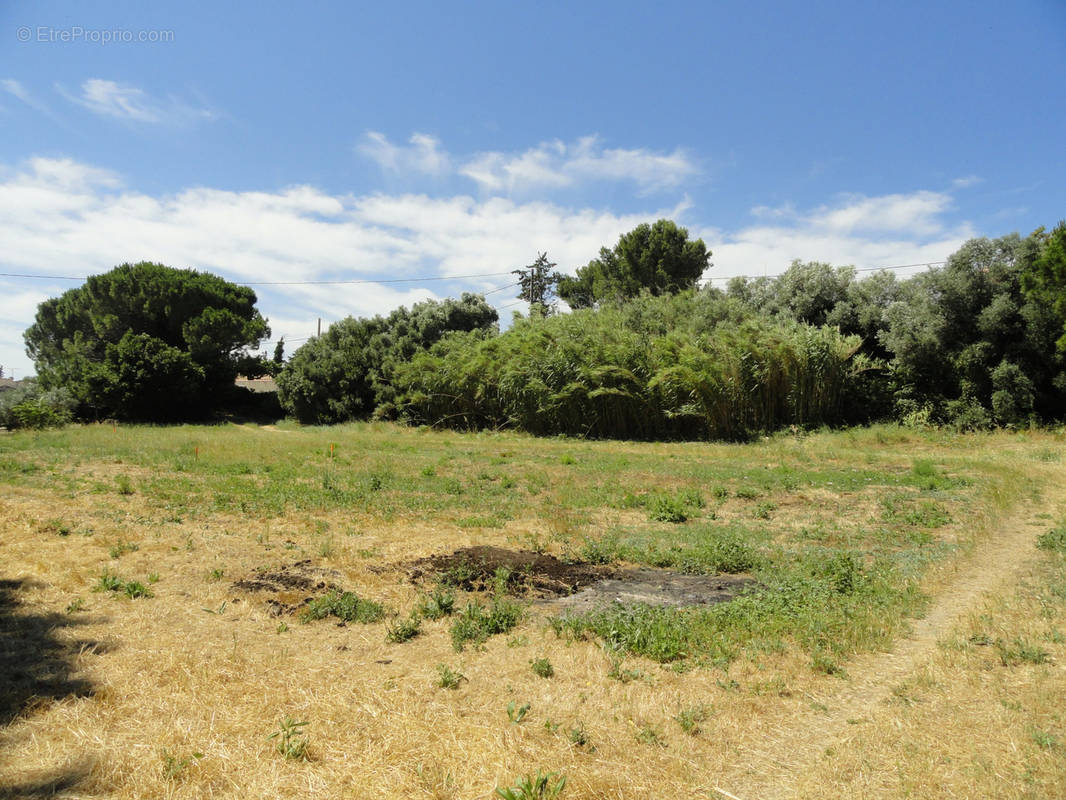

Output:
xmin=11 ymin=219 xmax=1066 ymax=437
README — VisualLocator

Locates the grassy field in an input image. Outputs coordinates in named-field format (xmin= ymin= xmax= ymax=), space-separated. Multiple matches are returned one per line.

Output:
xmin=1 ymin=422 xmax=1064 ymax=799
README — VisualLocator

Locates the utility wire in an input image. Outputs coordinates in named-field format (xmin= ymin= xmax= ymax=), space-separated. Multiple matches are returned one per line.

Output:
xmin=0 ymin=260 xmax=946 ymax=285
xmin=0 ymin=269 xmax=515 ymax=284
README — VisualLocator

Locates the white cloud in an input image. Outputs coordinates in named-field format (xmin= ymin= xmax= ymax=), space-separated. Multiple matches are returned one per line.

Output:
xmin=703 ymin=190 xmax=974 ymax=282
xmin=0 ymin=157 xmax=666 ymax=377
xmin=1 ymin=78 xmax=57 ymax=118
xmin=461 ymin=135 xmax=698 ymax=194
xmin=357 ymin=132 xmax=451 ymax=176
xmin=359 ymin=132 xmax=699 ymax=195
xmin=0 ymin=158 xmax=977 ymax=379
xmin=2 ymin=79 xmax=33 ymax=106
xmin=59 ymin=78 xmax=215 ymax=125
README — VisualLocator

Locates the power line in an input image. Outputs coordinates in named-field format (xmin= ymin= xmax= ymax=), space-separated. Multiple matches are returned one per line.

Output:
xmin=1 ymin=260 xmax=946 ymax=287
xmin=0 ymin=269 xmax=515 ymax=285
xmin=245 ymin=271 xmax=514 ymax=286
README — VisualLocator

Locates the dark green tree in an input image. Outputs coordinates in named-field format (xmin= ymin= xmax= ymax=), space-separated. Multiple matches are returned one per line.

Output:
xmin=276 ymin=293 xmax=498 ymax=424
xmin=24 ymin=262 xmax=269 ymax=420
xmin=879 ymin=232 xmax=1065 ymax=426
xmin=1021 ymin=221 xmax=1066 ymax=352
xmin=558 ymin=219 xmax=711 ymax=308
xmin=512 ymin=252 xmax=563 ymax=315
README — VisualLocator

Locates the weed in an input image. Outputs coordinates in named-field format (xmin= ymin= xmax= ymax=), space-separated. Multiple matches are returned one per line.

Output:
xmin=753 ymin=501 xmax=777 ymax=519
xmin=578 ymin=536 xmax=614 ymax=565
xmin=318 ymin=537 xmax=335 ymax=558
xmin=674 ymin=704 xmax=710 ymax=735
xmin=436 ymin=664 xmax=466 ymax=690
xmin=420 ymin=465 xmax=436 ymax=477
xmin=649 ymin=495 xmax=689 ymax=523
xmin=712 ymin=485 xmax=729 ymax=499
xmin=811 ymin=649 xmax=848 ymax=677
xmin=300 ymin=591 xmax=384 ymax=624
xmin=492 ymin=565 xmax=514 ymax=596
xmin=815 ymin=551 xmax=864 ymax=594
xmin=506 ymin=701 xmax=531 ymax=724
xmin=606 ymin=659 xmax=644 ymax=683
xmin=95 ymin=570 xmax=152 ymax=598
xmin=124 ymin=581 xmax=153 ymax=599
xmin=495 ymin=771 xmax=566 ymax=800
xmin=1037 ymin=527 xmax=1066 ymax=554
xmin=416 ymin=587 xmax=456 ymax=620
xmin=161 ymin=748 xmax=202 ymax=780
xmin=438 ymin=559 xmax=478 ymax=589
xmin=559 ymin=454 xmax=576 ymax=465
xmin=207 ymin=568 xmax=225 ymax=582
xmin=554 ymin=604 xmax=689 ymax=662
xmin=109 ymin=540 xmax=139 ymax=558
xmin=530 ymin=657 xmax=554 ymax=678
xmin=568 ymin=725 xmax=593 ymax=749
xmin=94 ymin=571 xmax=124 ymax=593
xmin=735 ymin=486 xmax=760 ymax=500
xmin=116 ymin=474 xmax=135 ymax=495
xmin=276 ymin=621 xmax=289 ymax=634
xmin=268 ymin=716 xmax=309 ymax=760
xmin=41 ymin=518 xmax=71 ymax=536
xmin=1030 ymin=727 xmax=1059 ymax=750
xmin=910 ymin=459 xmax=966 ymax=491
xmin=386 ymin=614 xmax=421 ymax=643
xmin=507 ymin=635 xmax=529 ymax=648
xmin=636 ymin=725 xmax=665 ymax=747
xmin=996 ymin=637 xmax=1051 ymax=666
xmin=147 ymin=572 xmax=160 ymax=583
xmin=65 ymin=597 xmax=84 ymax=614
xmin=450 ymin=598 xmax=522 ymax=651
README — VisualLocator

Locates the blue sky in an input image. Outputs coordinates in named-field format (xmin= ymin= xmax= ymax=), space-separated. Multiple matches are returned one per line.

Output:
xmin=1 ymin=0 xmax=1064 ymax=378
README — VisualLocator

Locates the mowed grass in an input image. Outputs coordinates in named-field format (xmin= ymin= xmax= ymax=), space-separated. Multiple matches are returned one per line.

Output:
xmin=0 ymin=421 xmax=1063 ymax=799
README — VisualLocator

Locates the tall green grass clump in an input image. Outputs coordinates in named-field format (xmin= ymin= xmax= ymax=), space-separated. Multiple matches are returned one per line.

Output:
xmin=393 ymin=293 xmax=871 ymax=440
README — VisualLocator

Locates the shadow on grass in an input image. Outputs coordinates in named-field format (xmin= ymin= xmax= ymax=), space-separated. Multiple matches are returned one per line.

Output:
xmin=0 ymin=762 xmax=93 ymax=799
xmin=0 ymin=578 xmax=98 ymax=797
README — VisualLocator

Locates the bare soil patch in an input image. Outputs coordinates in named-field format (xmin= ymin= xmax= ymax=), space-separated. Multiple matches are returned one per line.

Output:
xmin=405 ymin=545 xmax=756 ymax=608
xmin=406 ymin=546 xmax=612 ymax=597
xmin=231 ymin=559 xmax=342 ymax=615
xmin=554 ymin=568 xmax=756 ymax=612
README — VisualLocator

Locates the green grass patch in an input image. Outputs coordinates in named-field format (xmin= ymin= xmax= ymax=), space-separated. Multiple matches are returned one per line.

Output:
xmin=300 ymin=590 xmax=384 ymax=624
xmin=450 ymin=597 xmax=522 ymax=651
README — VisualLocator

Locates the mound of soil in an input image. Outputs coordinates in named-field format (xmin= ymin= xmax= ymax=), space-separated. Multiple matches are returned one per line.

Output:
xmin=231 ymin=560 xmax=342 ymax=615
xmin=406 ymin=546 xmax=615 ymax=598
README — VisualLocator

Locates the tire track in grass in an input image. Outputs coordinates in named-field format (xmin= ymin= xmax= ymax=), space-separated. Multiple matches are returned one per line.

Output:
xmin=715 ymin=462 xmax=1066 ymax=800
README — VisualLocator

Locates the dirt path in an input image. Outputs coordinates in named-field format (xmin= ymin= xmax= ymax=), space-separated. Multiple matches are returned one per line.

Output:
xmin=715 ymin=467 xmax=1066 ymax=800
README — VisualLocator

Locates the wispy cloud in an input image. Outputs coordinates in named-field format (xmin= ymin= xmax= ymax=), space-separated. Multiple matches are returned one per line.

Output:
xmin=58 ymin=78 xmax=215 ymax=125
xmin=357 ymin=131 xmax=451 ymax=176
xmin=359 ymin=132 xmax=700 ymax=195
xmin=1 ymin=78 xmax=54 ymax=115
xmin=705 ymin=190 xmax=974 ymax=281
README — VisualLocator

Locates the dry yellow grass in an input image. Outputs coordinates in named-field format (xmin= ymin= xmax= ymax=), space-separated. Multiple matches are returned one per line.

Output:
xmin=1 ymin=424 xmax=1063 ymax=799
